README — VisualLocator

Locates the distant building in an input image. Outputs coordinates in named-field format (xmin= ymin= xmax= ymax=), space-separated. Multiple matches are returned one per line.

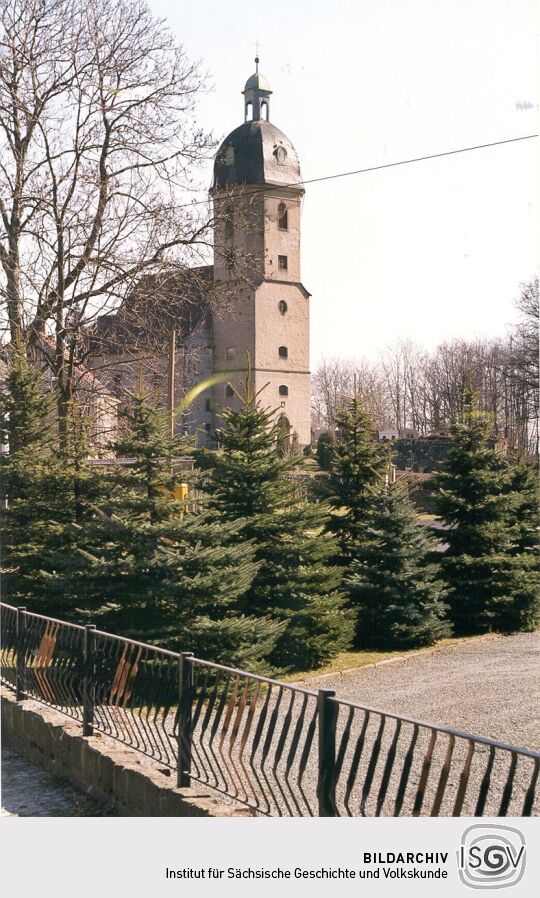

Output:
xmin=378 ymin=428 xmax=418 ymax=441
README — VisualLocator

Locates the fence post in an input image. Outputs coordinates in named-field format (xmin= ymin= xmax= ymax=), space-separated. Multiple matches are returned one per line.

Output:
xmin=177 ymin=652 xmax=194 ymax=788
xmin=317 ymin=688 xmax=338 ymax=816
xmin=15 ymin=606 xmax=27 ymax=701
xmin=82 ymin=625 xmax=96 ymax=737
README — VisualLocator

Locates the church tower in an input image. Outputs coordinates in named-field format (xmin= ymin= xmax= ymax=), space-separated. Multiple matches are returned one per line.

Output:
xmin=210 ymin=60 xmax=311 ymax=446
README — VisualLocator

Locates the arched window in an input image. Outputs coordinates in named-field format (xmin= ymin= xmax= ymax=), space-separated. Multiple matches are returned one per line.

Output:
xmin=279 ymin=385 xmax=289 ymax=397
xmin=225 ymin=384 xmax=234 ymax=397
xmin=278 ymin=346 xmax=288 ymax=359
xmin=276 ymin=414 xmax=291 ymax=457
xmin=278 ymin=300 xmax=287 ymax=315
xmin=246 ymin=101 xmax=253 ymax=121
xmin=261 ymin=100 xmax=269 ymax=121
xmin=226 ymin=347 xmax=236 ymax=361
xmin=278 ymin=202 xmax=288 ymax=230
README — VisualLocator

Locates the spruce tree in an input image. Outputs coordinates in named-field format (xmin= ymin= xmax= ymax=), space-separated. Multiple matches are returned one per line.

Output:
xmin=201 ymin=375 xmax=354 ymax=671
xmin=326 ymin=396 xmax=388 ymax=560
xmin=0 ymin=348 xmax=75 ymax=608
xmin=316 ymin=431 xmax=334 ymax=470
xmin=55 ymin=390 xmax=281 ymax=670
xmin=506 ymin=459 xmax=539 ymax=554
xmin=490 ymin=458 xmax=540 ymax=633
xmin=346 ymin=483 xmax=451 ymax=649
xmin=1 ymin=347 xmax=51 ymax=605
xmin=435 ymin=400 xmax=539 ymax=634
xmin=1 ymin=347 xmax=117 ymax=615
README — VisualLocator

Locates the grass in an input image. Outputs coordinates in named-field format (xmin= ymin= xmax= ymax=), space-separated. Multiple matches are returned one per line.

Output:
xmin=284 ymin=633 xmax=499 ymax=683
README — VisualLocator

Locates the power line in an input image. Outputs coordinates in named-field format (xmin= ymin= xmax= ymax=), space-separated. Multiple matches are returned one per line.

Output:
xmin=181 ymin=133 xmax=538 ymax=209
xmin=296 ymin=133 xmax=538 ymax=186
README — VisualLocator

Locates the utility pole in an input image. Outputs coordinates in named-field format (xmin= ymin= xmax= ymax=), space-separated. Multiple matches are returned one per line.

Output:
xmin=168 ymin=328 xmax=176 ymax=440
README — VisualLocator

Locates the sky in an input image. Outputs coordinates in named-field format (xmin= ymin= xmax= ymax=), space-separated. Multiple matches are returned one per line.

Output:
xmin=150 ymin=0 xmax=538 ymax=363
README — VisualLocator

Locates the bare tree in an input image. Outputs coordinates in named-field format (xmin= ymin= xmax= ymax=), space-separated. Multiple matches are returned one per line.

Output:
xmin=312 ymin=300 xmax=539 ymax=455
xmin=0 ymin=0 xmax=215 ymax=439
xmin=513 ymin=277 xmax=539 ymax=392
xmin=311 ymin=356 xmax=393 ymax=431
xmin=506 ymin=277 xmax=539 ymax=452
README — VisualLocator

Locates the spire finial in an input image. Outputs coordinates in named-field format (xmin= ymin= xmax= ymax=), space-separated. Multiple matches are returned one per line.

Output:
xmin=255 ymin=39 xmax=260 ymax=72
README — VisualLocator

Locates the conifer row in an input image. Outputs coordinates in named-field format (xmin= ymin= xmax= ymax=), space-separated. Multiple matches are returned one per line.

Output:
xmin=1 ymin=350 xmax=537 ymax=676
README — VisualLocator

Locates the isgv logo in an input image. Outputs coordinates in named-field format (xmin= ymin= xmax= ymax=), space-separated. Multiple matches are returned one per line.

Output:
xmin=458 ymin=825 xmax=526 ymax=889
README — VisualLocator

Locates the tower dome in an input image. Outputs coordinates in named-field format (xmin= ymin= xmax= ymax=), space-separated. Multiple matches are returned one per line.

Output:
xmin=212 ymin=60 xmax=302 ymax=192
xmin=244 ymin=70 xmax=271 ymax=92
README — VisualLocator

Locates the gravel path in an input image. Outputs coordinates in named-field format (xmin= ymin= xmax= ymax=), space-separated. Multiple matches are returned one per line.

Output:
xmin=1 ymin=748 xmax=113 ymax=817
xmin=304 ymin=632 xmax=540 ymax=751
xmin=279 ymin=632 xmax=540 ymax=817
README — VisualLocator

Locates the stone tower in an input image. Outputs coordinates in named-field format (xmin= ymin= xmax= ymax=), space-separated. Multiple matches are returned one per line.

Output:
xmin=210 ymin=60 xmax=311 ymax=446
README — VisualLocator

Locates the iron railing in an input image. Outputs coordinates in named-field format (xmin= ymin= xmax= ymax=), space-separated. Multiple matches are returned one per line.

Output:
xmin=1 ymin=602 xmax=538 ymax=816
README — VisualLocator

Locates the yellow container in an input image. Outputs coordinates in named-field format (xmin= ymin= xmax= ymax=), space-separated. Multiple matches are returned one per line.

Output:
xmin=172 ymin=483 xmax=189 ymax=500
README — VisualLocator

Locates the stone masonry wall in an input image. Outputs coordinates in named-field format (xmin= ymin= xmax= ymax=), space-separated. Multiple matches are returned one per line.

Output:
xmin=1 ymin=688 xmax=251 ymax=818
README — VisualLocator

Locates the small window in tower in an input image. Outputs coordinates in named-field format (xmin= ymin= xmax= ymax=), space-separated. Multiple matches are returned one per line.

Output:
xmin=278 ymin=203 xmax=288 ymax=230
xmin=278 ymin=300 xmax=288 ymax=315
xmin=279 ymin=385 xmax=289 ymax=397
xmin=205 ymin=397 xmax=213 ymax=412
xmin=275 ymin=146 xmax=287 ymax=164
xmin=225 ymin=384 xmax=235 ymax=397
xmin=226 ymin=346 xmax=235 ymax=361
xmin=278 ymin=346 xmax=288 ymax=359
xmin=278 ymin=255 xmax=288 ymax=270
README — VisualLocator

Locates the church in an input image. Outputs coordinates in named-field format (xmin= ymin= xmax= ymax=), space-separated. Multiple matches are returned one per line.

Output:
xmin=89 ymin=61 xmax=311 ymax=448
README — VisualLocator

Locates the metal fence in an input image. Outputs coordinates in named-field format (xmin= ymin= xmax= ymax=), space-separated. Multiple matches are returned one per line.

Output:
xmin=1 ymin=602 xmax=538 ymax=817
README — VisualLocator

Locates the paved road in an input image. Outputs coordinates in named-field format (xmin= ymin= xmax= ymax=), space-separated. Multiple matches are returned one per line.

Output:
xmin=306 ymin=632 xmax=540 ymax=751
xmin=1 ymin=748 xmax=113 ymax=817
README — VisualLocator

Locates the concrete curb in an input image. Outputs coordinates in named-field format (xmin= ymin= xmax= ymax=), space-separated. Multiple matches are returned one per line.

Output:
xmin=1 ymin=688 xmax=251 ymax=818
